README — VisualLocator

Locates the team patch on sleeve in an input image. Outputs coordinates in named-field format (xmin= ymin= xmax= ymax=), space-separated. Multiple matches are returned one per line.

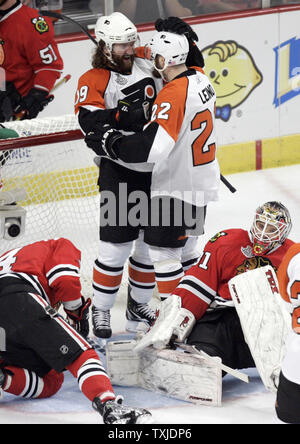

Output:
xmin=209 ymin=232 xmax=228 ymax=243
xmin=31 ymin=16 xmax=49 ymax=34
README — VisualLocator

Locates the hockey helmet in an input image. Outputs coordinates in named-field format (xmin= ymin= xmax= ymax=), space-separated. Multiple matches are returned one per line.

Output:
xmin=249 ymin=201 xmax=292 ymax=255
xmin=147 ymin=31 xmax=189 ymax=73
xmin=95 ymin=12 xmax=138 ymax=52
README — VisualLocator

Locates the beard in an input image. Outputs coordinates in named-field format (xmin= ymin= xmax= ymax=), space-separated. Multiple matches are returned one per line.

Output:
xmin=111 ymin=53 xmax=135 ymax=75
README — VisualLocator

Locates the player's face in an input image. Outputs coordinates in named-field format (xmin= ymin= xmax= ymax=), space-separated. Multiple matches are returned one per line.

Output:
xmin=112 ymin=42 xmax=135 ymax=73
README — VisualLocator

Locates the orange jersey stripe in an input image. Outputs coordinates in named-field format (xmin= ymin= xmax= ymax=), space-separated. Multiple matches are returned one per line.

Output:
xmin=74 ymin=68 xmax=111 ymax=115
xmin=277 ymin=243 xmax=300 ymax=303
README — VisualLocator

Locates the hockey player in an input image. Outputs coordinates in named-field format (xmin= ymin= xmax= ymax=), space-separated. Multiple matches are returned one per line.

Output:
xmin=0 ymin=0 xmax=63 ymax=121
xmin=0 ymin=238 xmax=151 ymax=424
xmin=77 ymin=13 xmax=202 ymax=338
xmin=85 ymin=30 xmax=219 ymax=302
xmin=133 ymin=202 xmax=294 ymax=373
xmin=276 ymin=242 xmax=300 ymax=423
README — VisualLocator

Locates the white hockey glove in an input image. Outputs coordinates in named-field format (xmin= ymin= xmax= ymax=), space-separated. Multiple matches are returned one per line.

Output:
xmin=134 ymin=295 xmax=196 ymax=353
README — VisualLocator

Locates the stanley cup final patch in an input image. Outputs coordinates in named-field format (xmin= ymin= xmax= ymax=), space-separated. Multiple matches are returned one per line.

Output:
xmin=32 ymin=16 xmax=49 ymax=34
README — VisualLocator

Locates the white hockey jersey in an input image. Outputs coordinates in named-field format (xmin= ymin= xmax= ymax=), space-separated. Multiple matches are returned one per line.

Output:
xmin=75 ymin=55 xmax=162 ymax=173
xmin=146 ymin=67 xmax=220 ymax=206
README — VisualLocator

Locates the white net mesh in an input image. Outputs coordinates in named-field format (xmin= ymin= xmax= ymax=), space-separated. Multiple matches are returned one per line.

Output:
xmin=3 ymin=114 xmax=80 ymax=136
xmin=0 ymin=118 xmax=99 ymax=297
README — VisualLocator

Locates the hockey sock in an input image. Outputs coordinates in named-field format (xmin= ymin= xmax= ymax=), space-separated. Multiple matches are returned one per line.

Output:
xmin=155 ymin=263 xmax=184 ymax=300
xmin=2 ymin=366 xmax=64 ymax=399
xmin=93 ymin=259 xmax=123 ymax=310
xmin=128 ymin=256 xmax=156 ymax=304
xmin=66 ymin=349 xmax=116 ymax=402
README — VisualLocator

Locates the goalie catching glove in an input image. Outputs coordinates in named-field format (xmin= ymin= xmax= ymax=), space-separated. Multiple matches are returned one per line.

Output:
xmin=64 ymin=297 xmax=91 ymax=338
xmin=155 ymin=16 xmax=204 ymax=68
xmin=134 ymin=295 xmax=196 ymax=353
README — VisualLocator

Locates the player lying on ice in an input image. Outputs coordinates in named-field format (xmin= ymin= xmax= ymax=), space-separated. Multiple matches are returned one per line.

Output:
xmin=0 ymin=237 xmax=151 ymax=424
xmin=106 ymin=202 xmax=294 ymax=404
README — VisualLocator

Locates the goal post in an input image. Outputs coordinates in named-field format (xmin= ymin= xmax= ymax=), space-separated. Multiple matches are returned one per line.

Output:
xmin=0 ymin=115 xmax=100 ymax=298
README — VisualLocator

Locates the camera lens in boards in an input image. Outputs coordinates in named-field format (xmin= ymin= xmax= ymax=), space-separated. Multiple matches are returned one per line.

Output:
xmin=4 ymin=218 xmax=21 ymax=238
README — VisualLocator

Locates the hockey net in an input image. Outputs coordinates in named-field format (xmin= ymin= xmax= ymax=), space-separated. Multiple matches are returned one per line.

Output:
xmin=0 ymin=115 xmax=100 ymax=298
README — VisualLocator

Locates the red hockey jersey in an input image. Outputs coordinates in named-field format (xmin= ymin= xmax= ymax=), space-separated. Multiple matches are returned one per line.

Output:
xmin=0 ymin=238 xmax=82 ymax=310
xmin=173 ymin=228 xmax=294 ymax=320
xmin=0 ymin=2 xmax=63 ymax=96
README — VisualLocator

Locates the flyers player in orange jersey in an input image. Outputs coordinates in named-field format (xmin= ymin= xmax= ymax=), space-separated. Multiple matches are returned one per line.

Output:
xmin=275 ymin=242 xmax=300 ymax=423
xmin=85 ymin=30 xmax=218 ymax=303
xmin=77 ymin=14 xmax=203 ymax=340
xmin=0 ymin=238 xmax=151 ymax=424
xmin=132 ymin=202 xmax=294 ymax=373
xmin=0 ymin=0 xmax=63 ymax=121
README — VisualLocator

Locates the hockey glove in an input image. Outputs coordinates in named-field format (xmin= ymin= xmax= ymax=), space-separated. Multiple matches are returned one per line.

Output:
xmin=155 ymin=16 xmax=198 ymax=41
xmin=155 ymin=17 xmax=204 ymax=68
xmin=64 ymin=297 xmax=91 ymax=338
xmin=85 ymin=125 xmax=123 ymax=160
xmin=14 ymin=88 xmax=54 ymax=120
xmin=0 ymin=82 xmax=21 ymax=122
xmin=116 ymin=97 xmax=151 ymax=132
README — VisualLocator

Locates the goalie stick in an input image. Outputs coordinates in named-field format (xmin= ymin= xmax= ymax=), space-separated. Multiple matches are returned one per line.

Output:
xmin=174 ymin=342 xmax=249 ymax=383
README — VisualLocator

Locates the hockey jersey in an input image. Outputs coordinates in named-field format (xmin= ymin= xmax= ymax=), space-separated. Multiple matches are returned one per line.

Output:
xmin=277 ymin=243 xmax=300 ymax=334
xmin=0 ymin=1 xmax=63 ymax=96
xmin=147 ymin=67 xmax=220 ymax=206
xmin=0 ymin=238 xmax=82 ymax=310
xmin=173 ymin=228 xmax=294 ymax=320
xmin=114 ymin=67 xmax=220 ymax=206
xmin=75 ymin=56 xmax=162 ymax=173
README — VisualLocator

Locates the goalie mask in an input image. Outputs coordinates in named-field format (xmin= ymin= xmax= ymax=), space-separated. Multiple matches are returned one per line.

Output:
xmin=95 ymin=12 xmax=139 ymax=63
xmin=146 ymin=31 xmax=189 ymax=76
xmin=249 ymin=201 xmax=292 ymax=255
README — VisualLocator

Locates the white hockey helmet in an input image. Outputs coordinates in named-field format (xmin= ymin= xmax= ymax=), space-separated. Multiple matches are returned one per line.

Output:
xmin=249 ymin=201 xmax=292 ymax=255
xmin=95 ymin=12 xmax=138 ymax=52
xmin=147 ymin=31 xmax=189 ymax=73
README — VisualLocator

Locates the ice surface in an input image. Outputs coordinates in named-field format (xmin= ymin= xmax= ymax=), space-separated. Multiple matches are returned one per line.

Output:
xmin=1 ymin=164 xmax=299 ymax=424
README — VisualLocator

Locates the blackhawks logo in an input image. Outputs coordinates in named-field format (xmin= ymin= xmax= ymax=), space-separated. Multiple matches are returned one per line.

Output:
xmin=32 ymin=16 xmax=49 ymax=34
xmin=236 ymin=256 xmax=276 ymax=275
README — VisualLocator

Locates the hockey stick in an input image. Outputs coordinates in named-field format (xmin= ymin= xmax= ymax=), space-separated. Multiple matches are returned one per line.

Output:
xmin=39 ymin=10 xmax=98 ymax=46
xmin=221 ymin=174 xmax=236 ymax=193
xmin=174 ymin=342 xmax=249 ymax=383
xmin=15 ymin=74 xmax=71 ymax=121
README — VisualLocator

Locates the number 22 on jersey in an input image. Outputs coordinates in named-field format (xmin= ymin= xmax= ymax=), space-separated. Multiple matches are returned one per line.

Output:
xmin=191 ymin=109 xmax=216 ymax=167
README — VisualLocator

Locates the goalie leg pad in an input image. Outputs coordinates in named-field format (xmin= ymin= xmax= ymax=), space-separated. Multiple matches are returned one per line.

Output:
xmin=106 ymin=340 xmax=222 ymax=406
xmin=228 ymin=265 xmax=290 ymax=392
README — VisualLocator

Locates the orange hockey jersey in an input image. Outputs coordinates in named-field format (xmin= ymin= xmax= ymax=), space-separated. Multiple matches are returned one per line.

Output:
xmin=277 ymin=243 xmax=300 ymax=333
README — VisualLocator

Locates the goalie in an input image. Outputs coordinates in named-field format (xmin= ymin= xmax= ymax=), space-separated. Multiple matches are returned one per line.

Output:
xmin=134 ymin=201 xmax=293 ymax=376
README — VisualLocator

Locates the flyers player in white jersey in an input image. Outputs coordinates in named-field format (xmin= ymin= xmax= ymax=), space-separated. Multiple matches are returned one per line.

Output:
xmin=77 ymin=14 xmax=203 ymax=339
xmin=276 ymin=243 xmax=300 ymax=423
xmin=0 ymin=238 xmax=151 ymax=424
xmin=85 ymin=31 xmax=220 ymax=301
